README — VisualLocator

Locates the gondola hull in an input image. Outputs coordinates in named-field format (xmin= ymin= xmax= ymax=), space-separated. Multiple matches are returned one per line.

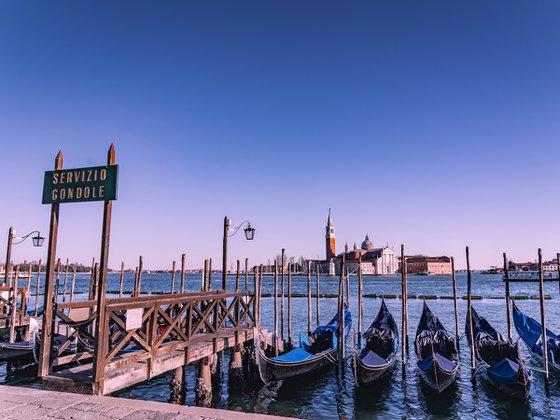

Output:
xmin=476 ymin=359 xmax=530 ymax=400
xmin=0 ymin=341 xmax=34 ymax=360
xmin=354 ymin=353 xmax=396 ymax=386
xmin=417 ymin=353 xmax=459 ymax=393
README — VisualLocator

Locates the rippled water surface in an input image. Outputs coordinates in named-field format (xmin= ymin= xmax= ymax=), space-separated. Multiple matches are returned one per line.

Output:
xmin=2 ymin=272 xmax=560 ymax=419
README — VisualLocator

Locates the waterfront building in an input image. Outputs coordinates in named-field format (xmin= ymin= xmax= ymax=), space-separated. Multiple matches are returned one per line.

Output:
xmin=405 ymin=255 xmax=452 ymax=275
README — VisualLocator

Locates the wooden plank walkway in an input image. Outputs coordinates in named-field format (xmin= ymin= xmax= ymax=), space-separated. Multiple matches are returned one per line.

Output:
xmin=0 ymin=384 xmax=288 ymax=419
xmin=43 ymin=327 xmax=254 ymax=395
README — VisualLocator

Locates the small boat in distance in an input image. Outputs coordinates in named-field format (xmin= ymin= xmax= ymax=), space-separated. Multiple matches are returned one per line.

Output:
xmin=353 ymin=299 xmax=398 ymax=386
xmin=254 ymin=307 xmax=351 ymax=382
xmin=513 ymin=301 xmax=560 ymax=376
xmin=415 ymin=302 xmax=459 ymax=393
xmin=503 ymin=271 xmax=559 ymax=282
xmin=467 ymin=306 xmax=531 ymax=400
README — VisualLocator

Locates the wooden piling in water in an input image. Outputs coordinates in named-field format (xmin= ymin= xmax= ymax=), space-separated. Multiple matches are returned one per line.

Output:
xmin=54 ymin=258 xmax=61 ymax=302
xmin=451 ymin=257 xmax=459 ymax=349
xmin=88 ymin=257 xmax=95 ymax=300
xmin=538 ymin=248 xmax=549 ymax=381
xmin=503 ymin=253 xmax=512 ymax=340
xmin=307 ymin=261 xmax=312 ymax=337
xmin=345 ymin=266 xmax=350 ymax=307
xmin=137 ymin=256 xmax=143 ymax=296
xmin=401 ymin=245 xmax=407 ymax=362
xmin=258 ymin=264 xmax=263 ymax=326
xmin=132 ymin=267 xmax=138 ymax=297
xmin=35 ymin=258 xmax=42 ymax=316
xmin=274 ymin=259 xmax=279 ymax=356
xmin=9 ymin=265 xmax=19 ymax=343
xmin=70 ymin=266 xmax=77 ymax=302
xmin=118 ymin=261 xmax=124 ymax=298
xmin=62 ymin=258 xmax=69 ymax=302
xmin=340 ymin=255 xmax=346 ymax=359
xmin=466 ymin=246 xmax=475 ymax=373
xmin=288 ymin=264 xmax=292 ymax=346
xmin=180 ymin=254 xmax=186 ymax=293
xmin=203 ymin=259 xmax=208 ymax=291
xmin=92 ymin=263 xmax=99 ymax=301
xmin=245 ymin=258 xmax=249 ymax=291
xmin=556 ymin=252 xmax=560 ymax=295
xmin=208 ymin=258 xmax=212 ymax=290
xmin=358 ymin=255 xmax=363 ymax=347
xmin=253 ymin=265 xmax=258 ymax=326
xmin=235 ymin=260 xmax=240 ymax=293
xmin=170 ymin=261 xmax=176 ymax=294
xmin=316 ymin=266 xmax=320 ymax=327
xmin=281 ymin=249 xmax=285 ymax=342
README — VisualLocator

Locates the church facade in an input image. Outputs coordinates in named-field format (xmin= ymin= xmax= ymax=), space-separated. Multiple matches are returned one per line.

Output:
xmin=318 ymin=210 xmax=398 ymax=276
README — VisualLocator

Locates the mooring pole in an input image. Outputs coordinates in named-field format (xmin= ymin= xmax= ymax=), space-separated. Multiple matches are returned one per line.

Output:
xmin=133 ymin=267 xmax=138 ymax=297
xmin=274 ymin=259 xmax=279 ymax=356
xmin=62 ymin=258 xmax=69 ymax=302
xmin=287 ymin=264 xmax=292 ymax=346
xmin=93 ymin=144 xmax=116 ymax=396
xmin=89 ymin=257 xmax=95 ymax=300
xmin=3 ymin=227 xmax=14 ymax=286
xmin=9 ymin=265 xmax=19 ymax=343
xmin=170 ymin=260 xmax=176 ymax=294
xmin=557 ymin=252 xmax=560 ymax=295
xmin=401 ymin=245 xmax=407 ymax=362
xmin=208 ymin=258 xmax=212 ymax=290
xmin=307 ymin=260 xmax=312 ymax=337
xmin=245 ymin=258 xmax=249 ymax=291
xmin=316 ymin=266 xmax=320 ymax=327
xmin=70 ymin=266 xmax=77 ymax=302
xmin=281 ymin=248 xmax=285 ymax=342
xmin=340 ymin=255 xmax=346 ymax=359
xmin=358 ymin=255 xmax=363 ymax=348
xmin=34 ymin=258 xmax=42 ymax=316
xmin=222 ymin=216 xmax=229 ymax=291
xmin=54 ymin=258 xmax=61 ymax=302
xmin=118 ymin=261 xmax=124 ymax=298
xmin=466 ymin=246 xmax=475 ymax=374
xmin=538 ymin=248 xmax=549 ymax=382
xmin=180 ymin=254 xmax=186 ymax=293
xmin=451 ymin=257 xmax=460 ymax=349
xmin=203 ymin=259 xmax=208 ymax=291
xmin=38 ymin=151 xmax=62 ymax=378
xmin=503 ymin=253 xmax=512 ymax=340
xmin=136 ymin=255 xmax=143 ymax=297
xmin=258 ymin=264 xmax=264 ymax=326
xmin=235 ymin=260 xmax=240 ymax=293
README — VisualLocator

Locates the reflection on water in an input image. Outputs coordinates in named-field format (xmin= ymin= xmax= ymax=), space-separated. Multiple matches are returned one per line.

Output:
xmin=2 ymin=272 xmax=560 ymax=418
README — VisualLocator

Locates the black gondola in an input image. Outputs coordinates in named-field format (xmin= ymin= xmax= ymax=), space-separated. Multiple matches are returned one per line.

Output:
xmin=415 ymin=302 xmax=459 ymax=393
xmin=353 ymin=299 xmax=398 ymax=386
xmin=466 ymin=306 xmax=531 ymax=400
xmin=254 ymin=307 xmax=351 ymax=382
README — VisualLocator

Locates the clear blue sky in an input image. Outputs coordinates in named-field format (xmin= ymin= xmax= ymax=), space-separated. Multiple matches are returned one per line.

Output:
xmin=1 ymin=1 xmax=559 ymax=270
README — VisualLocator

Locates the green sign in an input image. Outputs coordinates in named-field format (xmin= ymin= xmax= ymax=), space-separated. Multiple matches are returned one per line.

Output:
xmin=42 ymin=165 xmax=119 ymax=204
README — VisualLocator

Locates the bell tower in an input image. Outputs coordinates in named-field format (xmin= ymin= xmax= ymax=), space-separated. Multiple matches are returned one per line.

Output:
xmin=325 ymin=208 xmax=336 ymax=260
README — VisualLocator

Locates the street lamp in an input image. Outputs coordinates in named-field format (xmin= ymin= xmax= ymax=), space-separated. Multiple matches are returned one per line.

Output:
xmin=222 ymin=217 xmax=255 ymax=290
xmin=4 ymin=227 xmax=44 ymax=285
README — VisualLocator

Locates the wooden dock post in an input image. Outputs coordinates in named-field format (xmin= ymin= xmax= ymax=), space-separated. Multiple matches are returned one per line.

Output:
xmin=288 ymin=264 xmax=292 ymax=346
xmin=316 ymin=266 xmax=320 ymax=327
xmin=281 ymin=248 xmax=285 ymax=342
xmin=401 ymin=245 xmax=408 ymax=358
xmin=274 ymin=259 xmax=279 ymax=356
xmin=235 ymin=260 xmax=240 ymax=293
xmin=203 ymin=259 xmax=208 ymax=291
xmin=451 ymin=257 xmax=460 ymax=350
xmin=556 ymin=252 xmax=560 ymax=295
xmin=503 ymin=253 xmax=512 ymax=340
xmin=466 ymin=246 xmax=476 ymax=374
xmin=34 ymin=258 xmax=42 ymax=316
xmin=538 ymin=248 xmax=549 ymax=381
xmin=180 ymin=254 xmax=186 ymax=293
xmin=70 ymin=266 xmax=77 ymax=302
xmin=170 ymin=260 xmax=176 ymax=294
xmin=38 ymin=150 xmax=62 ymax=378
xmin=358 ymin=255 xmax=363 ymax=347
xmin=88 ymin=257 xmax=95 ymax=299
xmin=92 ymin=144 xmax=116 ymax=396
xmin=132 ymin=267 xmax=138 ymax=297
xmin=208 ymin=258 xmax=212 ymax=290
xmin=169 ymin=366 xmax=185 ymax=405
xmin=345 ymin=266 xmax=350 ymax=307
xmin=9 ymin=265 xmax=19 ymax=343
xmin=195 ymin=357 xmax=212 ymax=407
xmin=258 ymin=264 xmax=263 ymax=327
xmin=245 ymin=258 xmax=249 ymax=291
xmin=118 ymin=261 xmax=124 ymax=298
xmin=307 ymin=261 xmax=312 ymax=337
xmin=61 ymin=258 xmax=69 ymax=302
xmin=136 ymin=256 xmax=143 ymax=296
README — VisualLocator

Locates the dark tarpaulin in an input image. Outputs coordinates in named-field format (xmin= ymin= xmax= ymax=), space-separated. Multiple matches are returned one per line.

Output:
xmin=364 ymin=299 xmax=398 ymax=338
xmin=416 ymin=302 xmax=448 ymax=336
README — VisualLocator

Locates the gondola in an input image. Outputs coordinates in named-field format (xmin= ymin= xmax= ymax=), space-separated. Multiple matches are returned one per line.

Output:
xmin=415 ymin=302 xmax=459 ymax=393
xmin=254 ymin=306 xmax=351 ymax=382
xmin=467 ymin=306 xmax=531 ymax=399
xmin=0 ymin=317 xmax=39 ymax=361
xmin=513 ymin=301 xmax=560 ymax=376
xmin=353 ymin=299 xmax=398 ymax=386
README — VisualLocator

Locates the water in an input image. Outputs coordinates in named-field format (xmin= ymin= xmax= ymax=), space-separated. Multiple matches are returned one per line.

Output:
xmin=2 ymin=272 xmax=560 ymax=419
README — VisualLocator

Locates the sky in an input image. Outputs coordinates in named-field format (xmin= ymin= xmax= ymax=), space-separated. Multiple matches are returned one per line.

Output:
xmin=0 ymin=1 xmax=559 ymax=270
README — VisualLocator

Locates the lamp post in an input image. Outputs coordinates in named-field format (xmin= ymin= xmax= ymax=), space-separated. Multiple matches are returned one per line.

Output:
xmin=222 ymin=217 xmax=255 ymax=291
xmin=4 ymin=227 xmax=44 ymax=285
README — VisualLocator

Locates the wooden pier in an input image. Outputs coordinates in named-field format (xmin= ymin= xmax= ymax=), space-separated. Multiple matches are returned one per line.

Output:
xmin=41 ymin=289 xmax=257 ymax=396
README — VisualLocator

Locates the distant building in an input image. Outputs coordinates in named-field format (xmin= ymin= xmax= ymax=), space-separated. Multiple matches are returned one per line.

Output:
xmin=405 ymin=256 xmax=452 ymax=275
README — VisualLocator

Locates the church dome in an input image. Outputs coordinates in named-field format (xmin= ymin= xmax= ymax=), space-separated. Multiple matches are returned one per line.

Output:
xmin=361 ymin=234 xmax=374 ymax=251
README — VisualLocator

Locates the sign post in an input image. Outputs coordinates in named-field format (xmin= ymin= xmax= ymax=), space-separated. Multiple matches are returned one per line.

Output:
xmin=38 ymin=145 xmax=118 ymax=386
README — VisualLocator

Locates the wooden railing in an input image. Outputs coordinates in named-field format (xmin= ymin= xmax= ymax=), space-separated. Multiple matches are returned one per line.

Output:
xmin=47 ymin=290 xmax=256 ymax=384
